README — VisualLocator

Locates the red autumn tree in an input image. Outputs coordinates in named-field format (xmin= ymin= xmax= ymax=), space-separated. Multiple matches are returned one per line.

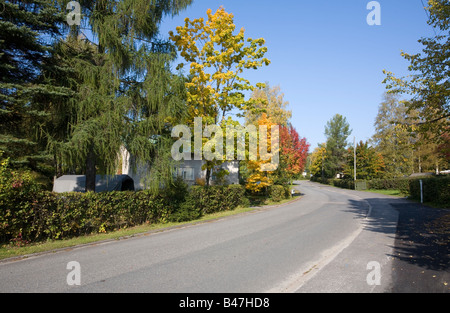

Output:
xmin=279 ymin=124 xmax=310 ymax=183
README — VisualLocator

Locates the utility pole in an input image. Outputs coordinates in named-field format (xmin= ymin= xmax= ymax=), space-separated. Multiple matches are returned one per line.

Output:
xmin=321 ymin=150 xmax=324 ymax=183
xmin=354 ymin=136 xmax=356 ymax=190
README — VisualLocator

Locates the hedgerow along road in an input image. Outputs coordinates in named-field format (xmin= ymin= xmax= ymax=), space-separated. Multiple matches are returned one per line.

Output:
xmin=0 ymin=181 xmax=409 ymax=292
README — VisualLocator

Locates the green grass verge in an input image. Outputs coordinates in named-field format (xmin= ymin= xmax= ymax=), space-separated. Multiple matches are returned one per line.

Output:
xmin=0 ymin=195 xmax=301 ymax=261
xmin=364 ymin=189 xmax=406 ymax=197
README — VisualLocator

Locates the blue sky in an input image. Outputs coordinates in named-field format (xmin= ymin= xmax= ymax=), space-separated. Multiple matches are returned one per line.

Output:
xmin=158 ymin=0 xmax=436 ymax=150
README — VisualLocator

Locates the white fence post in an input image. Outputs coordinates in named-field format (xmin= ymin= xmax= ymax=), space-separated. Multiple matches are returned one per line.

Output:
xmin=419 ymin=179 xmax=423 ymax=204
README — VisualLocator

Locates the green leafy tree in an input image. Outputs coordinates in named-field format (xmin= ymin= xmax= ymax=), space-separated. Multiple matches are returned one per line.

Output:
xmin=383 ymin=0 xmax=450 ymax=143
xmin=343 ymin=140 xmax=385 ymax=180
xmin=245 ymin=83 xmax=292 ymax=127
xmin=418 ymin=137 xmax=449 ymax=173
xmin=41 ymin=0 xmax=193 ymax=192
xmin=371 ymin=93 xmax=416 ymax=177
xmin=324 ymin=114 xmax=352 ymax=178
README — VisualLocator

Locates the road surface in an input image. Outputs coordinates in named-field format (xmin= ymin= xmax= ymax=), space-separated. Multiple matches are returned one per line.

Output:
xmin=0 ymin=181 xmax=430 ymax=293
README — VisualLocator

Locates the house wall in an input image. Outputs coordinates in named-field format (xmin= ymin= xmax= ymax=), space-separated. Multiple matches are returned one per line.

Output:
xmin=121 ymin=147 xmax=240 ymax=190
xmin=120 ymin=147 xmax=152 ymax=190
xmin=219 ymin=160 xmax=240 ymax=185
xmin=176 ymin=159 xmax=240 ymax=186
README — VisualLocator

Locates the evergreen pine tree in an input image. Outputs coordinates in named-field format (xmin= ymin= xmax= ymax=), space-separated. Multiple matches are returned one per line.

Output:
xmin=44 ymin=0 xmax=193 ymax=191
xmin=0 ymin=0 xmax=64 ymax=176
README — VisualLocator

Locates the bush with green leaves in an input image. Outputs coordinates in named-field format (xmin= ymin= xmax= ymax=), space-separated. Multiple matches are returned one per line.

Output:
xmin=186 ymin=184 xmax=246 ymax=215
xmin=269 ymin=185 xmax=287 ymax=202
xmin=311 ymin=176 xmax=411 ymax=195
xmin=0 ymin=173 xmax=249 ymax=244
xmin=408 ymin=176 xmax=450 ymax=207
xmin=366 ymin=178 xmax=410 ymax=193
xmin=330 ymin=179 xmax=355 ymax=190
xmin=0 ymin=158 xmax=43 ymax=244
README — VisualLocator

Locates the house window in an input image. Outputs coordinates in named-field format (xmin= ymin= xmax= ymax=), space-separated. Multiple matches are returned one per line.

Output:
xmin=175 ymin=167 xmax=194 ymax=180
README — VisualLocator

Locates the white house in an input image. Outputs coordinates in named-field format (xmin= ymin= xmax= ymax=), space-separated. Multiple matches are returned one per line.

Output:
xmin=120 ymin=147 xmax=240 ymax=190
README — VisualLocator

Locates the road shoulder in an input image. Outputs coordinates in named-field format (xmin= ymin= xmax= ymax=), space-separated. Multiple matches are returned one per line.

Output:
xmin=295 ymin=183 xmax=449 ymax=293
xmin=388 ymin=202 xmax=450 ymax=292
xmin=295 ymin=193 xmax=400 ymax=292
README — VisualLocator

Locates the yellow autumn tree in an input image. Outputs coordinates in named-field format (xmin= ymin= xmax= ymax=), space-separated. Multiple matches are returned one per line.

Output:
xmin=170 ymin=6 xmax=270 ymax=124
xmin=169 ymin=6 xmax=270 ymax=185
xmin=310 ymin=144 xmax=327 ymax=178
xmin=245 ymin=113 xmax=279 ymax=193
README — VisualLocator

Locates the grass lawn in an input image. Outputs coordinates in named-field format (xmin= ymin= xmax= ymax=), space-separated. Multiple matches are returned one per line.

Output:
xmin=0 ymin=195 xmax=302 ymax=261
xmin=364 ymin=189 xmax=406 ymax=197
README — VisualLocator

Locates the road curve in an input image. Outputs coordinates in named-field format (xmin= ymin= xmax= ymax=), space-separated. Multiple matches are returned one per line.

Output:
xmin=0 ymin=181 xmax=401 ymax=293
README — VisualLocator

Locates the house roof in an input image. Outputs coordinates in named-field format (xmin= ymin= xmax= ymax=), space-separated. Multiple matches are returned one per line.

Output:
xmin=52 ymin=175 xmax=135 ymax=193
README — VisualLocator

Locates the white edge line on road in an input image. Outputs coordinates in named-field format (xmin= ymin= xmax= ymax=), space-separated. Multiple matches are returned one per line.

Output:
xmin=264 ymin=225 xmax=364 ymax=293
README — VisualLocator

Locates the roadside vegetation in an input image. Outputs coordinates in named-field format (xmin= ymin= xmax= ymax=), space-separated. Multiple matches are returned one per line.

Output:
xmin=2 ymin=1 xmax=449 ymax=260
xmin=0 ymin=182 xmax=301 ymax=260
xmin=1 ymin=3 xmax=309 ymax=257
xmin=305 ymin=1 xmax=450 ymax=209
xmin=306 ymin=1 xmax=450 ymax=210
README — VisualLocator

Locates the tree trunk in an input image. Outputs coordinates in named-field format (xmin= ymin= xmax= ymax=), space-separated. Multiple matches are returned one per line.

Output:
xmin=85 ymin=144 xmax=96 ymax=192
xmin=205 ymin=164 xmax=211 ymax=187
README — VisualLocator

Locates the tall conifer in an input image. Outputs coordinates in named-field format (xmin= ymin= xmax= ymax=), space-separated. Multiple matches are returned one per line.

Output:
xmin=43 ymin=0 xmax=193 ymax=191
xmin=0 ymin=0 xmax=64 ymax=176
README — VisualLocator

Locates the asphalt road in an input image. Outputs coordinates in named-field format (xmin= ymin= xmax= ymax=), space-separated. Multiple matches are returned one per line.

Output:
xmin=0 ymin=181 xmax=447 ymax=293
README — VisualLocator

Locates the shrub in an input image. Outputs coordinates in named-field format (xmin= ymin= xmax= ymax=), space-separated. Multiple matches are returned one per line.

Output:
xmin=186 ymin=184 xmax=246 ymax=215
xmin=0 ymin=190 xmax=164 ymax=242
xmin=195 ymin=177 xmax=206 ymax=186
xmin=408 ymin=176 xmax=450 ymax=207
xmin=269 ymin=185 xmax=287 ymax=202
xmin=172 ymin=196 xmax=203 ymax=222
xmin=310 ymin=176 xmax=331 ymax=185
xmin=366 ymin=178 xmax=410 ymax=193
xmin=311 ymin=175 xmax=411 ymax=195
xmin=0 ymin=177 xmax=249 ymax=244
xmin=0 ymin=158 xmax=44 ymax=243
xmin=162 ymin=177 xmax=201 ymax=223
xmin=330 ymin=179 xmax=355 ymax=190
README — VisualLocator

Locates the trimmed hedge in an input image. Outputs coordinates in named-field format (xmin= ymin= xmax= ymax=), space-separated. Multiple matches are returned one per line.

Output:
xmin=185 ymin=184 xmax=246 ymax=215
xmin=408 ymin=176 xmax=450 ymax=207
xmin=331 ymin=179 xmax=355 ymax=190
xmin=310 ymin=177 xmax=356 ymax=190
xmin=0 ymin=189 xmax=183 ymax=243
xmin=311 ymin=176 xmax=411 ymax=192
xmin=269 ymin=185 xmax=285 ymax=202
xmin=311 ymin=174 xmax=449 ymax=207
xmin=366 ymin=178 xmax=410 ymax=194
xmin=0 ymin=174 xmax=247 ymax=243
